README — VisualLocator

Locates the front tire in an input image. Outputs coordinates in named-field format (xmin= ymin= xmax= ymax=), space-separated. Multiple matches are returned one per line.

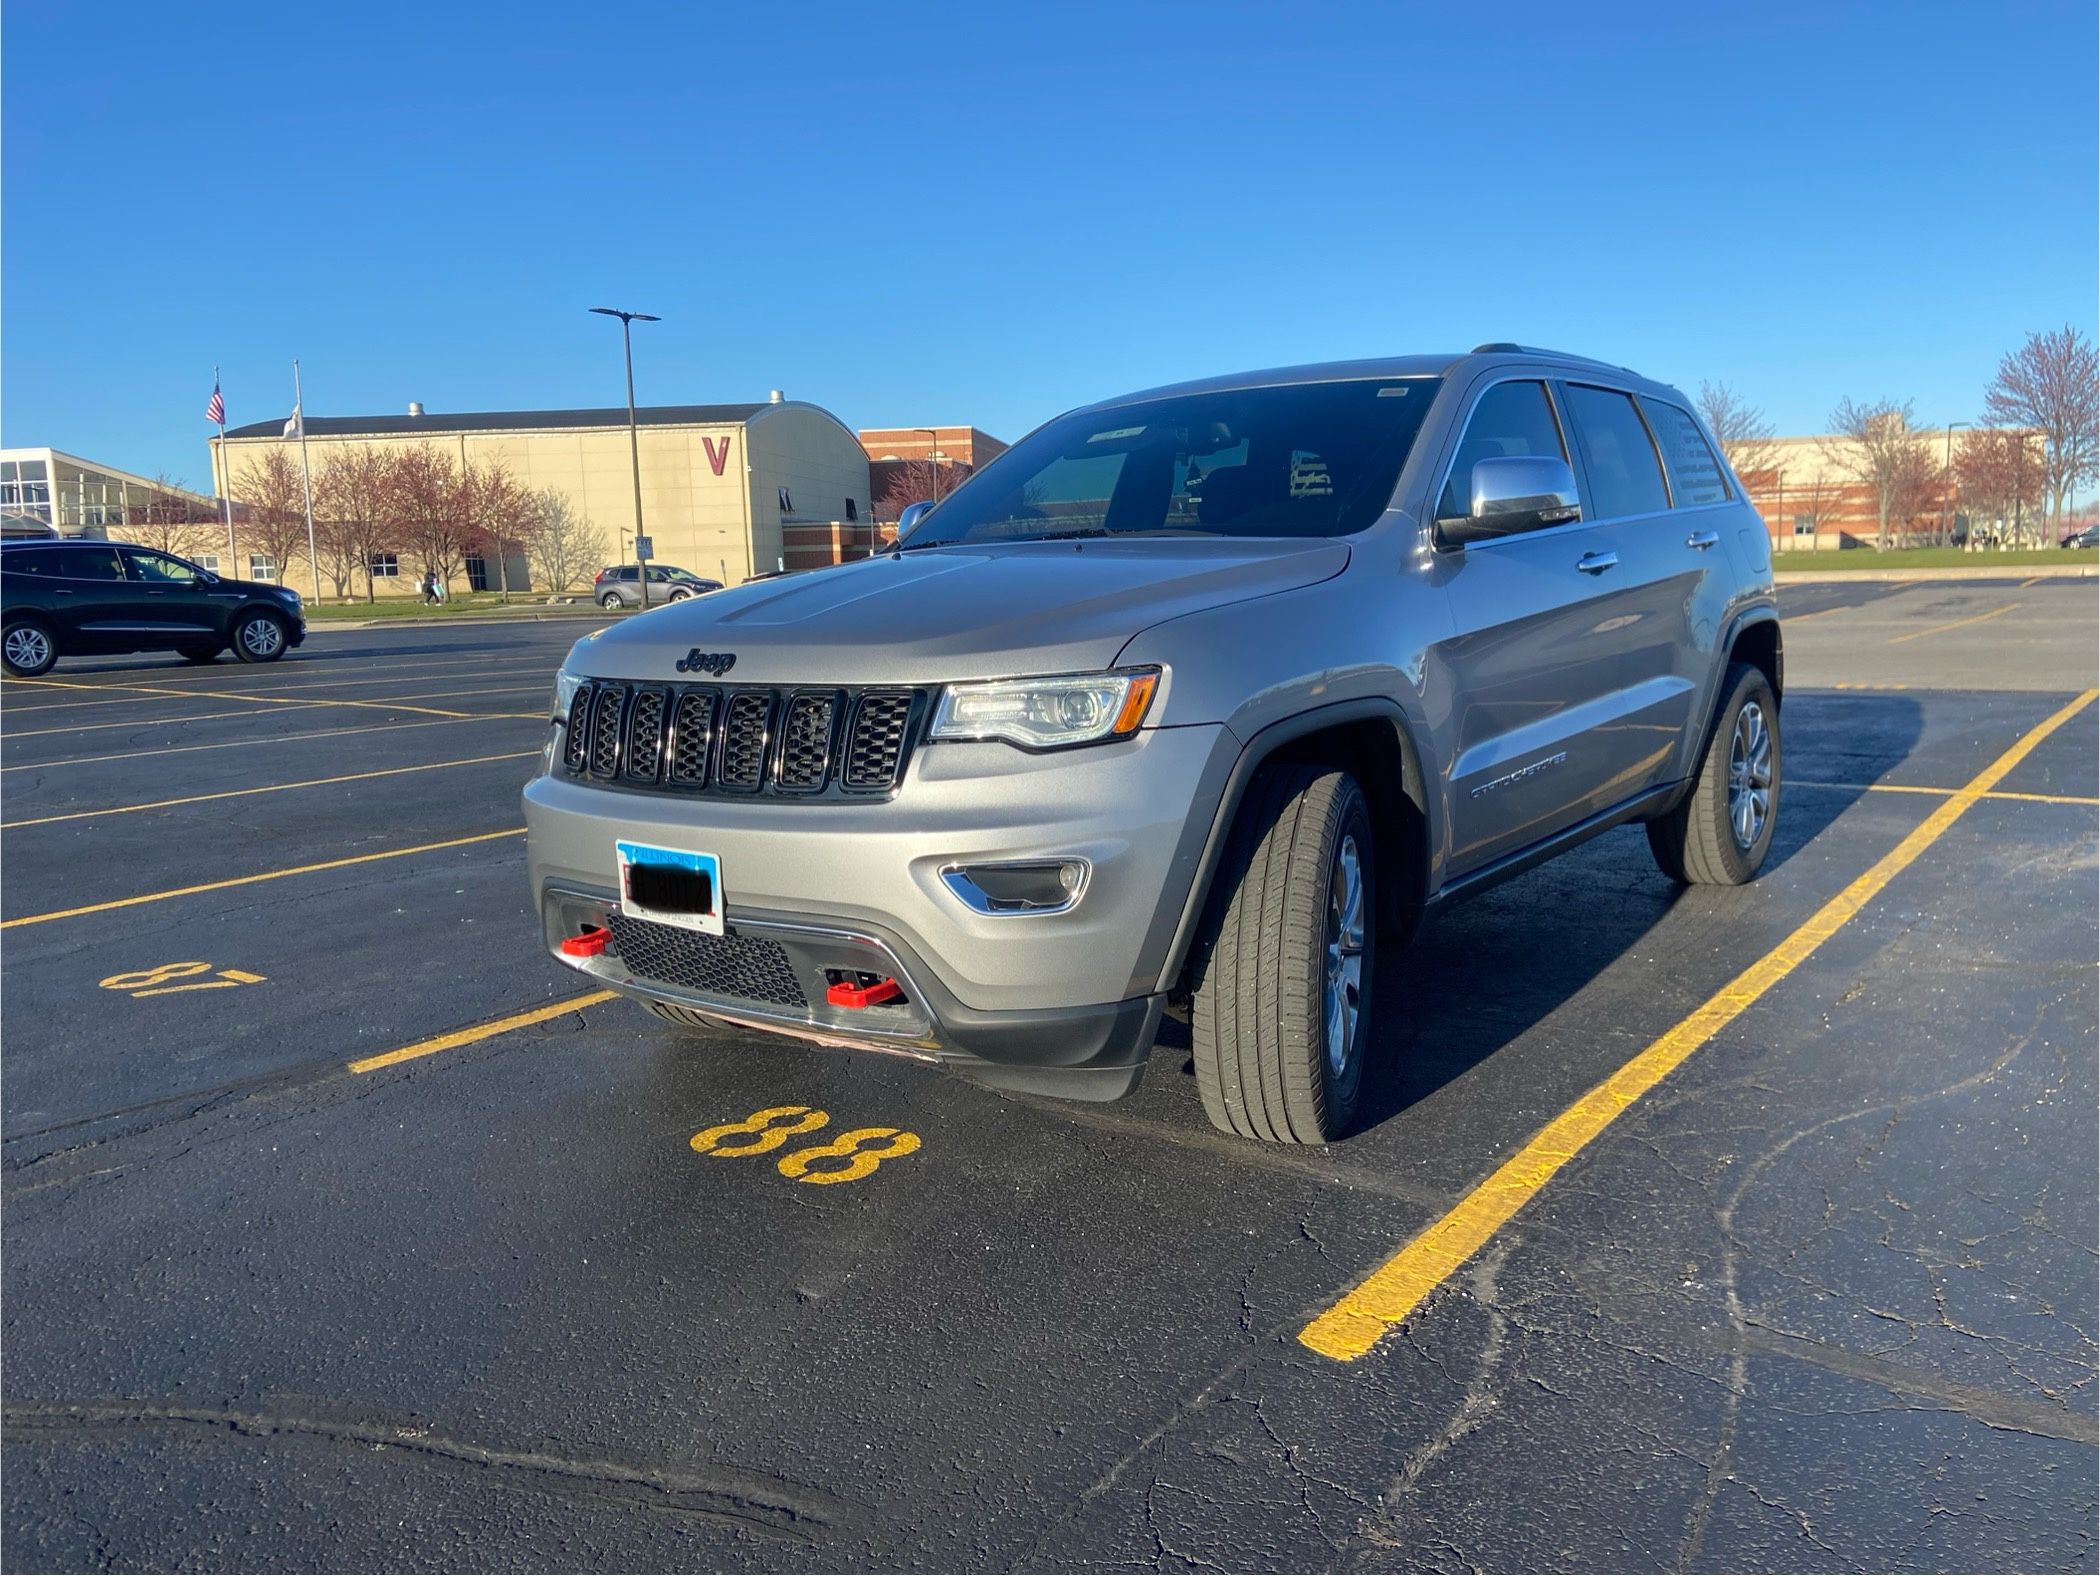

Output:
xmin=232 ymin=611 xmax=287 ymax=664
xmin=2 ymin=617 xmax=57 ymax=677
xmin=1191 ymin=765 xmax=1375 ymax=1144
xmin=1647 ymin=661 xmax=1780 ymax=884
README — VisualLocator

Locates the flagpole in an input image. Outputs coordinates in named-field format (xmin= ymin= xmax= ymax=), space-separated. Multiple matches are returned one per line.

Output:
xmin=293 ymin=359 xmax=320 ymax=601
xmin=214 ymin=366 xmax=235 ymax=560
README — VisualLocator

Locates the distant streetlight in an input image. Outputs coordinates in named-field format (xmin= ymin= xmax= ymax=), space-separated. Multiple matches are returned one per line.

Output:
xmin=1942 ymin=421 xmax=1970 ymax=544
xmin=915 ymin=427 xmax=949 ymax=503
xmin=590 ymin=306 xmax=661 ymax=608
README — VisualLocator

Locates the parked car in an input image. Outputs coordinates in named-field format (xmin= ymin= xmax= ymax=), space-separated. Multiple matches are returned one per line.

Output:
xmin=1 ymin=540 xmax=306 ymax=676
xmin=2059 ymin=526 xmax=2097 ymax=549
xmin=525 ymin=346 xmax=1782 ymax=1144
xmin=592 ymin=564 xmax=722 ymax=609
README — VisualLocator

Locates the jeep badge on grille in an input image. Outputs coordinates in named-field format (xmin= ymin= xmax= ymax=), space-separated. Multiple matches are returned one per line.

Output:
xmin=675 ymin=650 xmax=736 ymax=676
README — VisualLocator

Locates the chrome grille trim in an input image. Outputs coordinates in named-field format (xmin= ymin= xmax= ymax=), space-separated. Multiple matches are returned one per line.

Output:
xmin=587 ymin=684 xmax=627 ymax=779
xmin=716 ymin=691 xmax=773 ymax=792
xmin=624 ymin=687 xmax=668 ymax=782
xmin=561 ymin=683 xmax=593 ymax=773
xmin=774 ymin=692 xmax=839 ymax=794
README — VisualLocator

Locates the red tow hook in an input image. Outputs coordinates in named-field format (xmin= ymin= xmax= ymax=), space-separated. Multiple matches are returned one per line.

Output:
xmin=559 ymin=925 xmax=611 ymax=958
xmin=826 ymin=974 xmax=903 ymax=1009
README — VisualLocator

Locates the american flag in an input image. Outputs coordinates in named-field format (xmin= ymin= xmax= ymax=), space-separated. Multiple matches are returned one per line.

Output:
xmin=205 ymin=383 xmax=225 ymax=425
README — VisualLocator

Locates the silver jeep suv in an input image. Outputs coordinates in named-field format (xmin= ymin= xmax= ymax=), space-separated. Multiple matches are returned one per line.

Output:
xmin=524 ymin=347 xmax=1782 ymax=1144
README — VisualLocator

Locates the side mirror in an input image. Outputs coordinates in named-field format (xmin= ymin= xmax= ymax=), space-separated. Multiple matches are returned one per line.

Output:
xmin=1440 ymin=455 xmax=1582 ymax=545
xmin=896 ymin=500 xmax=935 ymax=536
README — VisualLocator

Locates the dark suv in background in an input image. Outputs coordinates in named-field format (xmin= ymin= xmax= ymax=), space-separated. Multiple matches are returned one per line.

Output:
xmin=593 ymin=564 xmax=723 ymax=609
xmin=0 ymin=540 xmax=306 ymax=675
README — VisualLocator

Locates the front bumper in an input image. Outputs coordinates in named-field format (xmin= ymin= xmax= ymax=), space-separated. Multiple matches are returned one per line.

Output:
xmin=522 ymin=722 xmax=1234 ymax=1095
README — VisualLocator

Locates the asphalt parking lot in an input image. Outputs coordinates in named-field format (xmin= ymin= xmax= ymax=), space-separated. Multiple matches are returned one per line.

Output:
xmin=3 ymin=580 xmax=2095 ymax=1571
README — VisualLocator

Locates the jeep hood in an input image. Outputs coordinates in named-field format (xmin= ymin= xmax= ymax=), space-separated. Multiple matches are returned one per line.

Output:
xmin=569 ymin=538 xmax=1350 ymax=684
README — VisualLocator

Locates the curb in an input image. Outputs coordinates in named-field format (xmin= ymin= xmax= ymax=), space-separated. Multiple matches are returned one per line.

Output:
xmin=1774 ymin=565 xmax=2098 ymax=584
xmin=307 ymin=606 xmax=615 ymax=632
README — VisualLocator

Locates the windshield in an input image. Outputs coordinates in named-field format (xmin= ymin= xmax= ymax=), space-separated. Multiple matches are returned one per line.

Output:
xmin=899 ymin=377 xmax=1441 ymax=548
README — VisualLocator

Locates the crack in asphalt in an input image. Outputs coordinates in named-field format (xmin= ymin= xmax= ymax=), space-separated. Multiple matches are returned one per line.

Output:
xmin=1 ymin=1400 xmax=860 ymax=1541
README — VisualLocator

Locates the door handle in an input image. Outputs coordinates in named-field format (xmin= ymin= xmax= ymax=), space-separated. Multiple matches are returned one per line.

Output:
xmin=1576 ymin=551 xmax=1619 ymax=575
xmin=1686 ymin=530 xmax=1721 ymax=550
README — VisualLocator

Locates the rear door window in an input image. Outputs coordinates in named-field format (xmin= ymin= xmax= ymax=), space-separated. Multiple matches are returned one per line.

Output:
xmin=1436 ymin=381 xmax=1568 ymax=522
xmin=1561 ymin=385 xmax=1670 ymax=520
xmin=1640 ymin=399 xmax=1731 ymax=506
xmin=54 ymin=545 xmax=128 ymax=579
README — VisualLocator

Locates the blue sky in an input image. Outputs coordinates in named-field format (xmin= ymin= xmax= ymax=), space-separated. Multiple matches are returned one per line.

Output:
xmin=4 ymin=0 xmax=2094 ymax=491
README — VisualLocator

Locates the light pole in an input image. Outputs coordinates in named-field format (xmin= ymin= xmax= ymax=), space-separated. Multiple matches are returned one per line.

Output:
xmin=591 ymin=306 xmax=661 ymax=608
xmin=1942 ymin=421 xmax=1970 ymax=546
xmin=915 ymin=427 xmax=947 ymax=503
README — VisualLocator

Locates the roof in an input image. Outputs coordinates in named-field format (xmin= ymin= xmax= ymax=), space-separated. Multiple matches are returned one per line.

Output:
xmin=1081 ymin=348 xmax=1671 ymax=416
xmin=221 ymin=403 xmax=769 ymax=441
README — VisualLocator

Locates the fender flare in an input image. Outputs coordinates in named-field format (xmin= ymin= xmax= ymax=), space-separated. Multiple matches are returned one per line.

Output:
xmin=1151 ymin=695 xmax=1438 ymax=995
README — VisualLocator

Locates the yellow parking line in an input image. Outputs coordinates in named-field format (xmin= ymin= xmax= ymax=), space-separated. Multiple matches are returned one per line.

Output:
xmin=1297 ymin=687 xmax=2099 ymax=1363
xmin=1887 ymin=601 xmax=2020 ymax=645
xmin=348 ymin=990 xmax=620 ymax=1074
xmin=4 ymin=674 xmax=478 ymax=720
xmin=1792 ymin=779 xmax=2098 ymax=807
xmin=2 ymin=702 xmax=344 ymax=740
xmin=1 ymin=751 xmax=539 ymax=829
xmin=0 ymin=715 xmax=528 ymax=772
xmin=0 ymin=827 xmax=525 ymax=930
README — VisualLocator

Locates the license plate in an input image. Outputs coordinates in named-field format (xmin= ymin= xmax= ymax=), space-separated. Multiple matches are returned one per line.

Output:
xmin=615 ymin=840 xmax=722 ymax=935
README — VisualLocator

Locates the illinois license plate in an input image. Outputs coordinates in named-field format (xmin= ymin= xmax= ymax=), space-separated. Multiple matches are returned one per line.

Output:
xmin=615 ymin=840 xmax=722 ymax=936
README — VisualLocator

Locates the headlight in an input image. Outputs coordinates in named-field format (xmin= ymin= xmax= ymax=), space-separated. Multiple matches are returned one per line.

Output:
xmin=929 ymin=668 xmax=1160 ymax=750
xmin=552 ymin=668 xmax=585 ymax=723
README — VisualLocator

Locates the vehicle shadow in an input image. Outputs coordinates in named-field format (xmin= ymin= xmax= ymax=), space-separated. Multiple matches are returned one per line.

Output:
xmin=1152 ymin=692 xmax=1928 ymax=1139
xmin=1341 ymin=690 xmax=1926 ymax=1134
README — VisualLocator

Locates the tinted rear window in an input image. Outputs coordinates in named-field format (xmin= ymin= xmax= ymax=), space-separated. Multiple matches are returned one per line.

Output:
xmin=54 ymin=545 xmax=127 ymax=579
xmin=1563 ymin=385 xmax=1669 ymax=519
xmin=1641 ymin=399 xmax=1731 ymax=506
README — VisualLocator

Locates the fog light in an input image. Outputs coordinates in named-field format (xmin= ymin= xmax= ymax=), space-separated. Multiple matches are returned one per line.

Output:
xmin=941 ymin=859 xmax=1090 ymax=914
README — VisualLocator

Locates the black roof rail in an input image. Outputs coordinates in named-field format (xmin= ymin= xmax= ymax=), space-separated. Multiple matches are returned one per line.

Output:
xmin=1470 ymin=343 xmax=1644 ymax=379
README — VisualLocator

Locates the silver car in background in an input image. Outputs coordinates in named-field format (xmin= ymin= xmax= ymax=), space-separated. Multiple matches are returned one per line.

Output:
xmin=524 ymin=346 xmax=1782 ymax=1144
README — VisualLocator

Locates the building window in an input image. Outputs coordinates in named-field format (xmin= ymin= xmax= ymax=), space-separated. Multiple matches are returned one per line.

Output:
xmin=195 ymin=554 xmax=220 ymax=575
xmin=1792 ymin=515 xmax=1816 ymax=537
xmin=368 ymin=551 xmax=400 ymax=578
xmin=778 ymin=487 xmax=794 ymax=515
xmin=845 ymin=498 xmax=858 ymax=522
xmin=249 ymin=554 xmax=279 ymax=582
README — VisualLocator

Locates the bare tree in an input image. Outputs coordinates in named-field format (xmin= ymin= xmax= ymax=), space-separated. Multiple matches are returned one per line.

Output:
xmin=878 ymin=458 xmax=973 ymax=522
xmin=522 ymin=490 xmax=607 ymax=593
xmin=313 ymin=448 xmax=399 ymax=601
xmin=232 ymin=449 xmax=313 ymax=586
xmin=1784 ymin=472 xmax=1851 ymax=547
xmin=130 ymin=473 xmax=216 ymax=558
xmin=1696 ymin=381 xmax=1778 ymax=487
xmin=458 ymin=454 xmax=535 ymax=599
xmin=1825 ymin=398 xmax=1937 ymax=549
xmin=1954 ymin=428 xmax=2045 ymax=545
xmin=1982 ymin=326 xmax=2100 ymax=536
xmin=385 ymin=445 xmax=471 ymax=588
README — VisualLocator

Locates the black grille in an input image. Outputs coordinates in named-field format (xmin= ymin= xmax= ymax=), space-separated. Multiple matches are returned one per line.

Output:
xmin=607 ymin=913 xmax=806 ymax=1007
xmin=844 ymin=692 xmax=915 ymax=790
xmin=776 ymin=694 xmax=838 ymax=792
xmin=562 ymin=684 xmax=593 ymax=773
xmin=625 ymin=689 xmax=667 ymax=781
xmin=588 ymin=685 xmax=626 ymax=779
xmin=668 ymin=691 xmax=715 ymax=785
xmin=560 ymin=682 xmax=919 ymax=797
xmin=717 ymin=692 xmax=772 ymax=791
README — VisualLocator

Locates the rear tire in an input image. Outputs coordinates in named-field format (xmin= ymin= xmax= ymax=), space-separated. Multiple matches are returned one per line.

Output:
xmin=2 ymin=617 xmax=57 ymax=677
xmin=232 ymin=611 xmax=287 ymax=664
xmin=600 ymin=591 xmax=624 ymax=610
xmin=1647 ymin=661 xmax=1780 ymax=885
xmin=1191 ymin=765 xmax=1375 ymax=1144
